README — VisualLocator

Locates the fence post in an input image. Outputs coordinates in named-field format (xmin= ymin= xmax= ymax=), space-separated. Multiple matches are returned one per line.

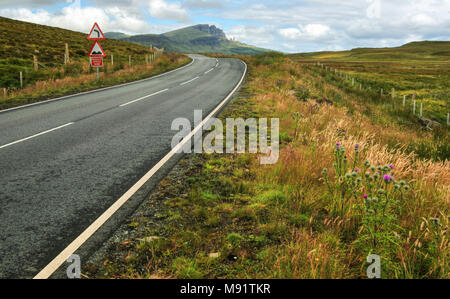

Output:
xmin=3 ymin=88 xmax=6 ymax=98
xmin=111 ymin=54 xmax=114 ymax=66
xmin=420 ymin=103 xmax=423 ymax=117
xmin=392 ymin=88 xmax=395 ymax=99
xmin=352 ymin=78 xmax=354 ymax=86
xmin=403 ymin=95 xmax=406 ymax=107
xmin=413 ymin=100 xmax=416 ymax=115
xmin=19 ymin=71 xmax=23 ymax=88
xmin=65 ymin=43 xmax=70 ymax=64
xmin=129 ymin=55 xmax=131 ymax=67
xmin=447 ymin=113 xmax=449 ymax=126
xmin=33 ymin=55 xmax=38 ymax=71
xmin=380 ymin=88 xmax=383 ymax=96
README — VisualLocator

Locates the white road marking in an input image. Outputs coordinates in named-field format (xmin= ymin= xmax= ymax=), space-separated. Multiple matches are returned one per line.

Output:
xmin=119 ymin=89 xmax=169 ymax=107
xmin=204 ymin=68 xmax=214 ymax=74
xmin=33 ymin=60 xmax=248 ymax=279
xmin=180 ymin=76 xmax=199 ymax=86
xmin=0 ymin=123 xmax=74 ymax=150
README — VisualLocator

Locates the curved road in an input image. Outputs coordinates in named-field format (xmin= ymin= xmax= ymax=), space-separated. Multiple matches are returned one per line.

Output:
xmin=0 ymin=55 xmax=246 ymax=278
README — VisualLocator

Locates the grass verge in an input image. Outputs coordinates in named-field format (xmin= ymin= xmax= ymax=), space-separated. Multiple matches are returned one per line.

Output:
xmin=85 ymin=53 xmax=448 ymax=279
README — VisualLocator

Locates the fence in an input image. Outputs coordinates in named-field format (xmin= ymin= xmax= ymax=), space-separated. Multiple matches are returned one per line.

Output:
xmin=313 ymin=62 xmax=449 ymax=126
xmin=0 ymin=45 xmax=165 ymax=98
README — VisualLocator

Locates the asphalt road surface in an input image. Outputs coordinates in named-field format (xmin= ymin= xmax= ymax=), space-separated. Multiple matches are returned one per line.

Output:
xmin=0 ymin=54 xmax=246 ymax=278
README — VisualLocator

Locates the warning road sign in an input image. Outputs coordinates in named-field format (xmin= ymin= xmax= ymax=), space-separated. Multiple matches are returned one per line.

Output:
xmin=90 ymin=57 xmax=104 ymax=67
xmin=87 ymin=22 xmax=106 ymax=40
xmin=89 ymin=40 xmax=106 ymax=57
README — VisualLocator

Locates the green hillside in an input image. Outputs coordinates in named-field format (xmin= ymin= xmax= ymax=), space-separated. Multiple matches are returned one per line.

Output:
xmin=106 ymin=24 xmax=271 ymax=55
xmin=292 ymin=41 xmax=450 ymax=61
xmin=0 ymin=16 xmax=154 ymax=88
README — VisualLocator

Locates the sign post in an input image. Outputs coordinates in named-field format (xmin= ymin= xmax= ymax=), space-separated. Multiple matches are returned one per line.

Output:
xmin=87 ymin=23 xmax=106 ymax=81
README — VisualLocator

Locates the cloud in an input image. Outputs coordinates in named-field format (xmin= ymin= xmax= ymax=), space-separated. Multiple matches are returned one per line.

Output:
xmin=226 ymin=24 xmax=275 ymax=45
xmin=148 ymin=0 xmax=190 ymax=22
xmin=0 ymin=5 xmax=150 ymax=34
xmin=279 ymin=24 xmax=332 ymax=41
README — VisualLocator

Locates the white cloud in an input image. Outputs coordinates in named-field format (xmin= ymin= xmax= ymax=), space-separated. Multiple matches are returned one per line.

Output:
xmin=0 ymin=5 xmax=151 ymax=34
xmin=279 ymin=24 xmax=331 ymax=41
xmin=226 ymin=24 xmax=275 ymax=45
xmin=148 ymin=0 xmax=190 ymax=22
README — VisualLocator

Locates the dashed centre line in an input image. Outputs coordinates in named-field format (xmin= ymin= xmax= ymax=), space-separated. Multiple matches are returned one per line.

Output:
xmin=119 ymin=89 xmax=169 ymax=107
xmin=0 ymin=123 xmax=74 ymax=150
xmin=204 ymin=68 xmax=214 ymax=74
xmin=180 ymin=76 xmax=199 ymax=86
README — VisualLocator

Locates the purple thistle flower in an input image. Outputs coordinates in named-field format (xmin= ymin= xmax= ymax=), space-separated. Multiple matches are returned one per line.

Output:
xmin=355 ymin=144 xmax=360 ymax=149
xmin=389 ymin=164 xmax=394 ymax=169
xmin=363 ymin=194 xmax=368 ymax=199
xmin=383 ymin=175 xmax=392 ymax=182
xmin=336 ymin=143 xmax=341 ymax=147
xmin=354 ymin=168 xmax=359 ymax=172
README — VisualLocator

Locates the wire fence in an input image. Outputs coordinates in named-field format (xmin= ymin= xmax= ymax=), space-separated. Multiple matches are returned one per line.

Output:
xmin=313 ymin=62 xmax=449 ymax=126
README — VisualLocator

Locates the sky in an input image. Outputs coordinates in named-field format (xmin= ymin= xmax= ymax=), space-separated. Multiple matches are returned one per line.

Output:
xmin=0 ymin=0 xmax=449 ymax=53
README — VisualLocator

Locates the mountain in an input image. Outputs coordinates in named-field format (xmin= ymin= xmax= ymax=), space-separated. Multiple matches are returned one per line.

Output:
xmin=104 ymin=32 xmax=130 ymax=40
xmin=292 ymin=41 xmax=450 ymax=61
xmin=105 ymin=24 xmax=271 ymax=55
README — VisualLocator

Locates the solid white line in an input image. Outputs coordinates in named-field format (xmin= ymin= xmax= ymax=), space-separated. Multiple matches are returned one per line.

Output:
xmin=0 ymin=58 xmax=196 ymax=114
xmin=0 ymin=123 xmax=74 ymax=150
xmin=180 ymin=76 xmax=199 ymax=86
xmin=204 ymin=68 xmax=214 ymax=74
xmin=33 ymin=60 xmax=247 ymax=279
xmin=119 ymin=89 xmax=169 ymax=107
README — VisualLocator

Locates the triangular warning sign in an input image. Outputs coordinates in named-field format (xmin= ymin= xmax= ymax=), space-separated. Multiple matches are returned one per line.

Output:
xmin=87 ymin=22 xmax=106 ymax=40
xmin=89 ymin=41 xmax=106 ymax=57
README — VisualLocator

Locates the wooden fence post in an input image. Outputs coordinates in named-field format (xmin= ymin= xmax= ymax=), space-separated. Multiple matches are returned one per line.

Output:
xmin=420 ymin=103 xmax=423 ymax=117
xmin=111 ymin=54 xmax=114 ymax=66
xmin=33 ymin=55 xmax=38 ymax=71
xmin=3 ymin=88 xmax=6 ymax=98
xmin=403 ymin=95 xmax=406 ymax=107
xmin=65 ymin=43 xmax=70 ymax=64
xmin=129 ymin=55 xmax=131 ymax=67
xmin=20 ymin=71 xmax=23 ymax=88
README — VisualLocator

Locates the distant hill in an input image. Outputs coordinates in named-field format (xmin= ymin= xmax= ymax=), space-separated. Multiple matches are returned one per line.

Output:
xmin=105 ymin=24 xmax=271 ymax=55
xmin=293 ymin=41 xmax=450 ymax=61
xmin=104 ymin=32 xmax=130 ymax=40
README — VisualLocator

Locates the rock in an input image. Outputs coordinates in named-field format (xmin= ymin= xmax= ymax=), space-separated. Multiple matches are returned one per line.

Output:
xmin=209 ymin=252 xmax=220 ymax=258
xmin=418 ymin=117 xmax=441 ymax=130
xmin=315 ymin=98 xmax=334 ymax=105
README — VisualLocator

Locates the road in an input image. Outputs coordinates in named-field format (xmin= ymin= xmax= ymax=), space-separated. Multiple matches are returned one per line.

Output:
xmin=0 ymin=54 xmax=246 ymax=278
